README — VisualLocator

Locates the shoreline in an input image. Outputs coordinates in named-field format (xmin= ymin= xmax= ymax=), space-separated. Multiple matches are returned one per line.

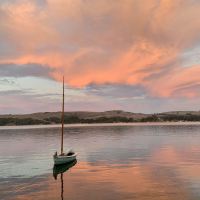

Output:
xmin=0 ymin=121 xmax=200 ymax=130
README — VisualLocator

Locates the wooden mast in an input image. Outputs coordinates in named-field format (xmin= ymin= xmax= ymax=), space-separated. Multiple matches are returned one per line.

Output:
xmin=61 ymin=76 xmax=64 ymax=154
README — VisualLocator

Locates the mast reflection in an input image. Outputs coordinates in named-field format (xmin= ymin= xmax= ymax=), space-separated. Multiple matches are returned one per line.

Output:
xmin=53 ymin=160 xmax=77 ymax=200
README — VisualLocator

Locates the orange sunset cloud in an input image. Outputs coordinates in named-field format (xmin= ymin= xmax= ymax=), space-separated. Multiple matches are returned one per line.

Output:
xmin=0 ymin=0 xmax=200 ymax=98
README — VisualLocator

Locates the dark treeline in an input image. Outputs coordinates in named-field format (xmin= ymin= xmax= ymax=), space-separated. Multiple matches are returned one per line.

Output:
xmin=0 ymin=113 xmax=200 ymax=126
xmin=160 ymin=114 xmax=200 ymax=122
xmin=0 ymin=117 xmax=50 ymax=126
xmin=45 ymin=116 xmax=136 ymax=124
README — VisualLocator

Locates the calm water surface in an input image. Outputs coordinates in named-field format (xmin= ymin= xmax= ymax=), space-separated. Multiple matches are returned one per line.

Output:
xmin=0 ymin=123 xmax=200 ymax=200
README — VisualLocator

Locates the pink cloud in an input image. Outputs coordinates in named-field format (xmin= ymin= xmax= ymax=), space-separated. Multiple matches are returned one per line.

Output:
xmin=0 ymin=0 xmax=200 ymax=98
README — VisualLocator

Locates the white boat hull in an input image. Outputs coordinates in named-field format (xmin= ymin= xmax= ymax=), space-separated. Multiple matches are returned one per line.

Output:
xmin=54 ymin=153 xmax=77 ymax=165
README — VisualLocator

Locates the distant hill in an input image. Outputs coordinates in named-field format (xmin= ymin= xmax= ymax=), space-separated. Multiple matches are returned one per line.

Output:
xmin=0 ymin=110 xmax=200 ymax=126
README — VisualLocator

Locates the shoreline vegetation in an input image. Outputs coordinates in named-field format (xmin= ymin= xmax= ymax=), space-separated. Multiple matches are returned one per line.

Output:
xmin=0 ymin=110 xmax=200 ymax=126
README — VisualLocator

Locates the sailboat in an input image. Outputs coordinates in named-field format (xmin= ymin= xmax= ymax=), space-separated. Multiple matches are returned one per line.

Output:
xmin=53 ymin=76 xmax=77 ymax=165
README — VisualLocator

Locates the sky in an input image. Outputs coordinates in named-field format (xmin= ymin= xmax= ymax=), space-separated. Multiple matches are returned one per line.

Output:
xmin=0 ymin=0 xmax=200 ymax=114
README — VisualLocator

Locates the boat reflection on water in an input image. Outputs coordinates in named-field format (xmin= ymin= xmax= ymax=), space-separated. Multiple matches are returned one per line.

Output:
xmin=53 ymin=159 xmax=77 ymax=180
xmin=53 ymin=160 xmax=77 ymax=200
